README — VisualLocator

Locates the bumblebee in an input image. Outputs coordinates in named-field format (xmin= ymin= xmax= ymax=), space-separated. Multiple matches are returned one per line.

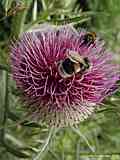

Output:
xmin=58 ymin=51 xmax=90 ymax=78
xmin=81 ymin=32 xmax=96 ymax=46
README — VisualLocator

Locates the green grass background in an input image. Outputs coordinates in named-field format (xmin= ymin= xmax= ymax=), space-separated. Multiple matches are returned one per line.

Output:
xmin=0 ymin=0 xmax=120 ymax=159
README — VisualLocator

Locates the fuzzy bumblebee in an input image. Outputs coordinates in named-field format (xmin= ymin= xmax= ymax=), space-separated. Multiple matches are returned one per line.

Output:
xmin=58 ymin=50 xmax=90 ymax=78
xmin=81 ymin=32 xmax=96 ymax=46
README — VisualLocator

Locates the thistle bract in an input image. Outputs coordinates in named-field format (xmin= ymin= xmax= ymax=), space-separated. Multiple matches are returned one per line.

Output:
xmin=10 ymin=24 xmax=120 ymax=126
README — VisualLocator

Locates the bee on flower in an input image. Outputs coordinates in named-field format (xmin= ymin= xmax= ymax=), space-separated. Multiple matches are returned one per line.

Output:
xmin=10 ymin=24 xmax=120 ymax=127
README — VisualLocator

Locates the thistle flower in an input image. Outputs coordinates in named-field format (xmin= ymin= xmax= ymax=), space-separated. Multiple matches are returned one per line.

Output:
xmin=10 ymin=24 xmax=120 ymax=126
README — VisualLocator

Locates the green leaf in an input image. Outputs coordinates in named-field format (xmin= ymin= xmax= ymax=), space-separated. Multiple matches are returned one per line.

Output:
xmin=11 ymin=0 xmax=32 ymax=38
xmin=3 ymin=142 xmax=30 ymax=158
xmin=0 ymin=64 xmax=10 ymax=72
xmin=2 ymin=0 xmax=14 ymax=14
xmin=21 ymin=121 xmax=42 ymax=128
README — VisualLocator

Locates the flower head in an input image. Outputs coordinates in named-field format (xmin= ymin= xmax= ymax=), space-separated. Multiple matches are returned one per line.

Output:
xmin=10 ymin=24 xmax=120 ymax=126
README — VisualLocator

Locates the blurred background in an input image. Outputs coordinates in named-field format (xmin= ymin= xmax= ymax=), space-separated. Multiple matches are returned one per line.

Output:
xmin=0 ymin=0 xmax=120 ymax=159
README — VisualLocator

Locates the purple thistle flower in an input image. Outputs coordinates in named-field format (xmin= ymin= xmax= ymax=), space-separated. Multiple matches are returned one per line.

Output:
xmin=10 ymin=24 xmax=120 ymax=126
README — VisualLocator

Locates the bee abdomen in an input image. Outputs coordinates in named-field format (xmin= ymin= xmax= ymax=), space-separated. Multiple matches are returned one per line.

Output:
xmin=62 ymin=58 xmax=74 ymax=74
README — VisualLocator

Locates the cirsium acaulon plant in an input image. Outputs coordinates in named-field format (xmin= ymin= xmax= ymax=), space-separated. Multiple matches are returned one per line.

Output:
xmin=10 ymin=24 xmax=120 ymax=126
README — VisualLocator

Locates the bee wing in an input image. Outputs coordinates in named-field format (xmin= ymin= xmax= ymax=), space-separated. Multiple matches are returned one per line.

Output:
xmin=67 ymin=50 xmax=84 ymax=63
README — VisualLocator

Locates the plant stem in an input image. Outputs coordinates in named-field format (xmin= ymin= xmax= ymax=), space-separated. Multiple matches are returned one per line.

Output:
xmin=32 ymin=0 xmax=38 ymax=21
xmin=0 ymin=71 xmax=9 ymax=142
xmin=0 ymin=64 xmax=10 ymax=72
xmin=33 ymin=126 xmax=56 ymax=160
xmin=71 ymin=126 xmax=95 ymax=153
xmin=0 ymin=71 xmax=30 ymax=158
xmin=41 ymin=0 xmax=47 ymax=11
xmin=11 ymin=0 xmax=32 ymax=38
